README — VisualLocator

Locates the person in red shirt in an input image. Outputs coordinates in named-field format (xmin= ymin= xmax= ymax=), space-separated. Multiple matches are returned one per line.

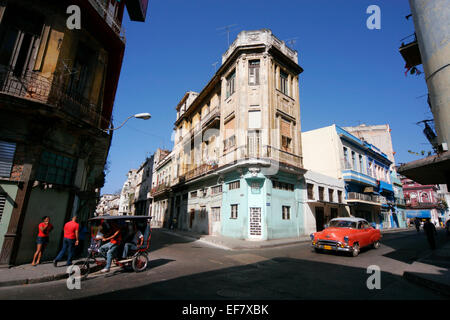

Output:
xmin=31 ymin=216 xmax=53 ymax=266
xmin=53 ymin=216 xmax=79 ymax=267
xmin=99 ymin=222 xmax=122 ymax=273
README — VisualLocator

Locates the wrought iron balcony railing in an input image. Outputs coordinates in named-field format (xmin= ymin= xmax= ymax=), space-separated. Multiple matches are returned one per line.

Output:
xmin=88 ymin=0 xmax=125 ymax=41
xmin=0 ymin=67 xmax=104 ymax=128
xmin=347 ymin=192 xmax=386 ymax=205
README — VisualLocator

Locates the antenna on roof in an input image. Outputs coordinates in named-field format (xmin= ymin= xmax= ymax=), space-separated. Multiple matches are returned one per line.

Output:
xmin=217 ymin=24 xmax=238 ymax=47
xmin=212 ymin=61 xmax=219 ymax=73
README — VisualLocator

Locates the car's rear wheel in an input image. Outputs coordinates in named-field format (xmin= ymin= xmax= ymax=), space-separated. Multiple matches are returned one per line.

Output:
xmin=372 ymin=240 xmax=380 ymax=249
xmin=351 ymin=243 xmax=360 ymax=257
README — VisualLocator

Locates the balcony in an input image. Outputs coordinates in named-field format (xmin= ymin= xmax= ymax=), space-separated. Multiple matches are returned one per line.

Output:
xmin=0 ymin=68 xmax=104 ymax=128
xmin=150 ymin=183 xmax=171 ymax=197
xmin=399 ymin=34 xmax=422 ymax=69
xmin=180 ymin=163 xmax=218 ymax=182
xmin=88 ymin=0 xmax=125 ymax=41
xmin=201 ymin=107 xmax=220 ymax=129
xmin=395 ymin=197 xmax=407 ymax=207
xmin=347 ymin=192 xmax=386 ymax=206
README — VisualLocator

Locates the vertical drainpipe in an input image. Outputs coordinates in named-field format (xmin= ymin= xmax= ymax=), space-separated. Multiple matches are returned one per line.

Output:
xmin=409 ymin=0 xmax=450 ymax=149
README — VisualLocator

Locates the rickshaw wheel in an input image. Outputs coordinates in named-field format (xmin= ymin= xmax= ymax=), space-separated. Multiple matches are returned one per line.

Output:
xmin=74 ymin=260 xmax=90 ymax=280
xmin=132 ymin=253 xmax=148 ymax=272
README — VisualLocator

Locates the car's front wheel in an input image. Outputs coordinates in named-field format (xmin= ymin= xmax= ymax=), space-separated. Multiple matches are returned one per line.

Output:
xmin=372 ymin=240 xmax=380 ymax=249
xmin=351 ymin=243 xmax=360 ymax=257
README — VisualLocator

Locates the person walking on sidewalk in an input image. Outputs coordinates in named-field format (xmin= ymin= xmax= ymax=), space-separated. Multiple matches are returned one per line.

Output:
xmin=31 ymin=216 xmax=54 ymax=266
xmin=53 ymin=216 xmax=79 ymax=267
xmin=414 ymin=218 xmax=421 ymax=233
xmin=423 ymin=218 xmax=437 ymax=250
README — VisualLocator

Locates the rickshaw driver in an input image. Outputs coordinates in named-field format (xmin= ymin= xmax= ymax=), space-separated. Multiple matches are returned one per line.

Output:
xmin=99 ymin=222 xmax=122 ymax=273
xmin=122 ymin=223 xmax=144 ymax=259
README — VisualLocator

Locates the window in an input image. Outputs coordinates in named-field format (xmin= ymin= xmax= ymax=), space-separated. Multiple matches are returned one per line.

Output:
xmin=224 ymin=117 xmax=236 ymax=151
xmin=281 ymin=136 xmax=292 ymax=152
xmin=359 ymin=155 xmax=364 ymax=173
xmin=228 ymin=180 xmax=240 ymax=190
xmin=248 ymin=60 xmax=260 ymax=85
xmin=211 ymin=185 xmax=222 ymax=195
xmin=190 ymin=191 xmax=197 ymax=198
xmin=0 ymin=193 xmax=6 ymax=221
xmin=212 ymin=207 xmax=221 ymax=222
xmin=231 ymin=204 xmax=238 ymax=219
xmin=0 ymin=6 xmax=44 ymax=76
xmin=224 ymin=135 xmax=236 ymax=151
xmin=307 ymin=183 xmax=314 ymax=200
xmin=280 ymin=118 xmax=292 ymax=152
xmin=282 ymin=206 xmax=290 ymax=220
xmin=226 ymin=69 xmax=236 ymax=98
xmin=248 ymin=110 xmax=261 ymax=129
xmin=35 ymin=151 xmax=76 ymax=186
xmin=280 ymin=70 xmax=288 ymax=95
xmin=0 ymin=141 xmax=16 ymax=178
xmin=247 ymin=130 xmax=261 ymax=157
xmin=331 ymin=208 xmax=338 ymax=219
xmin=328 ymin=189 xmax=334 ymax=202
xmin=272 ymin=180 xmax=295 ymax=191
xmin=338 ymin=190 xmax=343 ymax=203
xmin=351 ymin=151 xmax=356 ymax=170
xmin=67 ymin=42 xmax=98 ymax=100
xmin=318 ymin=186 xmax=324 ymax=201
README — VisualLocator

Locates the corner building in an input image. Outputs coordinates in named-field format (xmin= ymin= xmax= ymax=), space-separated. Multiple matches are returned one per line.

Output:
xmin=170 ymin=29 xmax=306 ymax=240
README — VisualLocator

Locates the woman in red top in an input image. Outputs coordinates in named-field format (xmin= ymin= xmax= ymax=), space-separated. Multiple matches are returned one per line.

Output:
xmin=31 ymin=216 xmax=54 ymax=266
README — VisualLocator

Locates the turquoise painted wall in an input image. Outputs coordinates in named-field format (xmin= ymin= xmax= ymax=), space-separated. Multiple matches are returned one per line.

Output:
xmin=266 ymin=173 xmax=303 ymax=239
xmin=221 ymin=169 xmax=304 ymax=240
xmin=221 ymin=172 xmax=248 ymax=239
xmin=0 ymin=183 xmax=18 ymax=253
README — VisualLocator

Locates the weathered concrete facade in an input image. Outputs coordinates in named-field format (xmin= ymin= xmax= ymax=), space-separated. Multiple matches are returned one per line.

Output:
xmin=168 ymin=29 xmax=306 ymax=239
xmin=0 ymin=0 xmax=146 ymax=265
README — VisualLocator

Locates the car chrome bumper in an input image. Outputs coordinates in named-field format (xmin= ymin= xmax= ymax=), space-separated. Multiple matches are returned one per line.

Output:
xmin=312 ymin=243 xmax=353 ymax=252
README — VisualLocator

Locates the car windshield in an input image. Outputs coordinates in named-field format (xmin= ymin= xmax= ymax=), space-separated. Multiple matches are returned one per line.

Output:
xmin=329 ymin=220 xmax=357 ymax=228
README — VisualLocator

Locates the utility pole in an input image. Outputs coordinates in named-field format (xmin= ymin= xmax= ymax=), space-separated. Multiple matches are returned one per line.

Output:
xmin=409 ymin=0 xmax=450 ymax=152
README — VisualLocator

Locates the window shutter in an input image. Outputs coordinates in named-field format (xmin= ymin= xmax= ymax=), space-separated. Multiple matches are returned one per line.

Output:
xmin=248 ymin=110 xmax=261 ymax=129
xmin=0 ymin=141 xmax=16 ymax=178
xmin=281 ymin=119 xmax=291 ymax=138
xmin=224 ymin=117 xmax=235 ymax=139
xmin=0 ymin=194 xmax=6 ymax=221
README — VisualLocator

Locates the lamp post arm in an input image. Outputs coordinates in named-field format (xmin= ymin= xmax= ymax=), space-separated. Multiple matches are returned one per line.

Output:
xmin=108 ymin=115 xmax=134 ymax=132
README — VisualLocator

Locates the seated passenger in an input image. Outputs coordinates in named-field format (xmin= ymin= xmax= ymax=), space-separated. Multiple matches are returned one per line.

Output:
xmin=99 ymin=222 xmax=122 ymax=273
xmin=122 ymin=223 xmax=144 ymax=259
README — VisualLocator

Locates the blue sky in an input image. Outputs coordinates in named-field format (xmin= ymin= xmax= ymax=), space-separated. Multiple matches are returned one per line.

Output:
xmin=102 ymin=0 xmax=432 ymax=194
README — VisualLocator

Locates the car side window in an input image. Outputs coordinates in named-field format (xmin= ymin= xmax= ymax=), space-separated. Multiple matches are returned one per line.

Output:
xmin=357 ymin=222 xmax=363 ymax=229
xmin=362 ymin=221 xmax=370 ymax=229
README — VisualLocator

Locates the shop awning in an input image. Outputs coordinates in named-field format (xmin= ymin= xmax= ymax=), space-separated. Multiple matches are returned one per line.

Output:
xmin=406 ymin=210 xmax=431 ymax=219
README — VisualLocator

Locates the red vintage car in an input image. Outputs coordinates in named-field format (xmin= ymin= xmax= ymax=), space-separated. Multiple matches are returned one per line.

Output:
xmin=310 ymin=217 xmax=381 ymax=257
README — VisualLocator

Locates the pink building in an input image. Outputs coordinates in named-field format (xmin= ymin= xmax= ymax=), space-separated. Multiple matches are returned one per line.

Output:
xmin=401 ymin=176 xmax=441 ymax=225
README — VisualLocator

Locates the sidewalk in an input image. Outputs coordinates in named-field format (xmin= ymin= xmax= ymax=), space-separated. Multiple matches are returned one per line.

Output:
xmin=0 ymin=227 xmax=443 ymax=291
xmin=403 ymin=239 xmax=450 ymax=297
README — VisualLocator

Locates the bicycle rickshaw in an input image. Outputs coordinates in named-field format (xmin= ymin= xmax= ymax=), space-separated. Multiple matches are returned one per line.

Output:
xmin=75 ymin=215 xmax=152 ymax=279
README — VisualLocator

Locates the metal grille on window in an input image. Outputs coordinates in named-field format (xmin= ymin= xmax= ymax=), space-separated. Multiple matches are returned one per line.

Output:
xmin=0 ymin=194 xmax=6 ymax=221
xmin=0 ymin=141 xmax=16 ymax=178
xmin=35 ymin=151 xmax=76 ymax=186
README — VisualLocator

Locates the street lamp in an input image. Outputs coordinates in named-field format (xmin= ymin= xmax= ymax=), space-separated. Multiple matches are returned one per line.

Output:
xmin=108 ymin=113 xmax=152 ymax=131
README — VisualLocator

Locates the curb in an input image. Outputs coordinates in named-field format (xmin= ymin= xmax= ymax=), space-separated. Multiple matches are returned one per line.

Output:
xmin=0 ymin=264 xmax=104 ymax=288
xmin=403 ymin=271 xmax=450 ymax=297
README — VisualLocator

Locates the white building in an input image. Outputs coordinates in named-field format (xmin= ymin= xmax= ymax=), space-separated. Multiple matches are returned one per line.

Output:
xmin=303 ymin=170 xmax=349 ymax=235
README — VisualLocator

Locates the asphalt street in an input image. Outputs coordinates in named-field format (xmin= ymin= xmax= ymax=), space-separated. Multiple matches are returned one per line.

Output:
xmin=0 ymin=228 xmax=447 ymax=300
